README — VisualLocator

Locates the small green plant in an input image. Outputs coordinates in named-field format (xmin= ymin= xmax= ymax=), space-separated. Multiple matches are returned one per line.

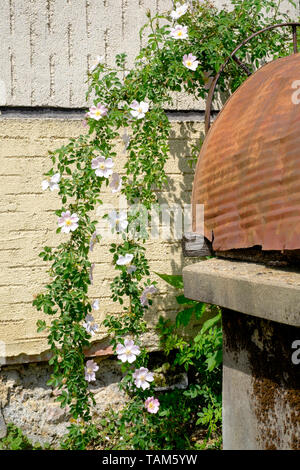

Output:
xmin=156 ymin=273 xmax=222 ymax=444
xmin=92 ymin=394 xmax=197 ymax=450
xmin=0 ymin=424 xmax=49 ymax=450
xmin=60 ymin=422 xmax=98 ymax=450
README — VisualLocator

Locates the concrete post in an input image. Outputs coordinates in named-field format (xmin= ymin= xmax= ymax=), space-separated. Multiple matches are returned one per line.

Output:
xmin=183 ymin=258 xmax=300 ymax=450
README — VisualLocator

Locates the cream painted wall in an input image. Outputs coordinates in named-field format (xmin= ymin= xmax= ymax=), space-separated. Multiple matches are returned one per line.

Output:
xmin=0 ymin=118 xmax=203 ymax=360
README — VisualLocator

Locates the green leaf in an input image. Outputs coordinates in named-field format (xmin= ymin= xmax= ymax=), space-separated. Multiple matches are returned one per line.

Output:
xmin=195 ymin=302 xmax=206 ymax=319
xmin=201 ymin=312 xmax=221 ymax=334
xmin=175 ymin=294 xmax=196 ymax=305
xmin=175 ymin=306 xmax=195 ymax=327
xmin=155 ymin=272 xmax=183 ymax=289
xmin=206 ymin=349 xmax=223 ymax=371
xmin=36 ymin=320 xmax=47 ymax=333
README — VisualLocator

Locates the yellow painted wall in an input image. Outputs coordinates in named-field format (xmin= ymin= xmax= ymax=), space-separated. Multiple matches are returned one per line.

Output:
xmin=0 ymin=118 xmax=203 ymax=360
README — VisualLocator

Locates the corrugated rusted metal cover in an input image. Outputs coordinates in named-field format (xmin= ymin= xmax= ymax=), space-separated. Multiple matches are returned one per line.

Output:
xmin=192 ymin=53 xmax=300 ymax=251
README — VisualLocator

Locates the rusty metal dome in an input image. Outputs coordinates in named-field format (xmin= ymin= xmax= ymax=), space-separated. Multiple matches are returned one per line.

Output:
xmin=192 ymin=53 xmax=300 ymax=253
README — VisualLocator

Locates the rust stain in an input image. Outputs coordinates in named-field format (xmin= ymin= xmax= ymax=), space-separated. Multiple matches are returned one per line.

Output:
xmin=192 ymin=54 xmax=300 ymax=252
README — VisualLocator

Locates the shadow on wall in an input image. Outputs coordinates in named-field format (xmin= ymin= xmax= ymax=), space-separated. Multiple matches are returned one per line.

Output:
xmin=144 ymin=120 xmax=206 ymax=336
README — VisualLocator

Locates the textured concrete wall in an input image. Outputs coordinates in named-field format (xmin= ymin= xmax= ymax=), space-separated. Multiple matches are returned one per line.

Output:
xmin=0 ymin=117 xmax=203 ymax=360
xmin=0 ymin=0 xmax=298 ymax=109
xmin=0 ymin=0 xmax=174 ymax=107
xmin=222 ymin=309 xmax=299 ymax=450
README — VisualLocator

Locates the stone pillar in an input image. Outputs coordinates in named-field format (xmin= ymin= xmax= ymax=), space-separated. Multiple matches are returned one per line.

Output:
xmin=183 ymin=258 xmax=300 ymax=450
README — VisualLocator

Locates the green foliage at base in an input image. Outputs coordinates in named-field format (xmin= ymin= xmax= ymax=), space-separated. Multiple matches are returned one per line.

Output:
xmin=61 ymin=274 xmax=222 ymax=451
xmin=87 ymin=392 xmax=221 ymax=451
xmin=0 ymin=424 xmax=50 ymax=450
xmin=156 ymin=273 xmax=222 ymax=444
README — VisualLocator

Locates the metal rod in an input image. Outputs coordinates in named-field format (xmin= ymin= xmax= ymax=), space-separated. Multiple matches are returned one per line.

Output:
xmin=293 ymin=25 xmax=298 ymax=53
xmin=205 ymin=22 xmax=300 ymax=135
xmin=232 ymin=54 xmax=252 ymax=76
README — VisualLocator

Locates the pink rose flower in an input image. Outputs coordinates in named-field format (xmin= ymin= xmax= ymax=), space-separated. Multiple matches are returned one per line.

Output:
xmin=145 ymin=396 xmax=160 ymax=414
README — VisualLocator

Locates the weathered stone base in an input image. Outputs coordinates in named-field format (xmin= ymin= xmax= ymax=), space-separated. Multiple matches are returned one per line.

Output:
xmin=223 ymin=308 xmax=300 ymax=450
xmin=0 ymin=358 xmax=126 ymax=447
xmin=0 ymin=352 xmax=188 ymax=448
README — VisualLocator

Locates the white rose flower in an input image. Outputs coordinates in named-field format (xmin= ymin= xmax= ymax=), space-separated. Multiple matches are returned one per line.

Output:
xmin=57 ymin=211 xmax=79 ymax=234
xmin=116 ymin=339 xmax=141 ymax=364
xmin=83 ymin=314 xmax=99 ymax=336
xmin=42 ymin=173 xmax=61 ymax=191
xmin=133 ymin=367 xmax=154 ymax=390
xmin=84 ymin=360 xmax=99 ymax=382
xmin=90 ymin=55 xmax=104 ymax=71
xmin=183 ymin=53 xmax=199 ymax=71
xmin=170 ymin=3 xmax=188 ymax=20
xmin=130 ymin=100 xmax=149 ymax=119
xmin=92 ymin=299 xmax=99 ymax=310
xmin=87 ymin=103 xmax=108 ymax=121
xmin=116 ymin=253 xmax=137 ymax=274
xmin=91 ymin=156 xmax=114 ymax=178
xmin=109 ymin=173 xmax=122 ymax=193
xmin=170 ymin=24 xmax=188 ymax=40
xmin=116 ymin=253 xmax=134 ymax=266
xmin=140 ymin=285 xmax=157 ymax=307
